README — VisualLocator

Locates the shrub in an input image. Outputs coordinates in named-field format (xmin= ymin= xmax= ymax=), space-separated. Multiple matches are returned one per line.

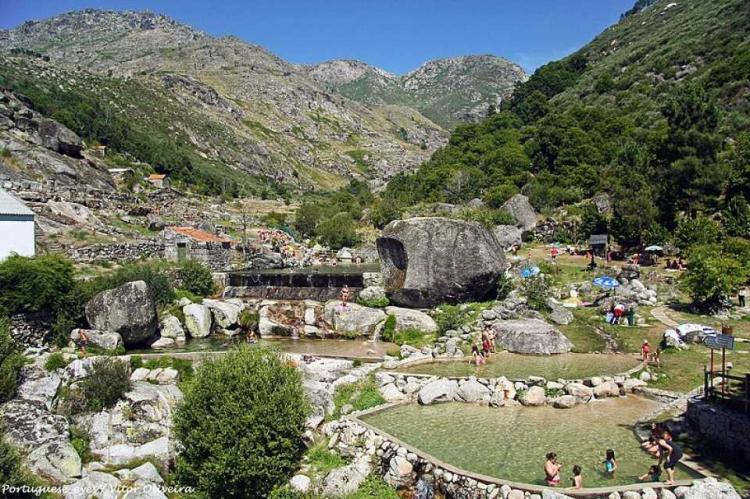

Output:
xmin=674 ymin=216 xmax=722 ymax=251
xmin=357 ymin=295 xmax=390 ymax=308
xmin=391 ymin=328 xmax=436 ymax=349
xmin=0 ymin=254 xmax=75 ymax=317
xmin=238 ymin=310 xmax=259 ymax=332
xmin=316 ymin=212 xmax=361 ymax=250
xmin=381 ymin=314 xmax=397 ymax=342
xmin=130 ymin=355 xmax=144 ymax=370
xmin=682 ymin=244 xmax=746 ymax=312
xmin=306 ymin=440 xmax=347 ymax=475
xmin=65 ymin=358 xmax=131 ymax=414
xmin=495 ymin=272 xmax=513 ymax=300
xmin=456 ymin=207 xmax=515 ymax=228
xmin=434 ymin=304 xmax=470 ymax=333
xmin=69 ymin=426 xmax=93 ymax=463
xmin=173 ymin=288 xmax=202 ymax=304
xmin=174 ymin=347 xmax=309 ymax=498
xmin=44 ymin=352 xmax=70 ymax=371
xmin=483 ymin=184 xmax=519 ymax=208
xmin=178 ymin=260 xmax=214 ymax=297
xmin=0 ymin=319 xmax=24 ymax=404
xmin=0 ymin=433 xmax=36 ymax=498
xmin=348 ymin=475 xmax=400 ymax=499
xmin=521 ymin=274 xmax=551 ymax=312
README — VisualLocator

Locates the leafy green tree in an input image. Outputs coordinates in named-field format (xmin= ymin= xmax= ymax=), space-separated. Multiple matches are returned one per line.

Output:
xmin=723 ymin=195 xmax=750 ymax=237
xmin=682 ymin=244 xmax=746 ymax=311
xmin=316 ymin=212 xmax=360 ymax=250
xmin=174 ymin=347 xmax=309 ymax=499
xmin=483 ymin=184 xmax=519 ymax=208
xmin=178 ymin=260 xmax=214 ymax=297
xmin=610 ymin=175 xmax=659 ymax=249
xmin=674 ymin=216 xmax=722 ymax=251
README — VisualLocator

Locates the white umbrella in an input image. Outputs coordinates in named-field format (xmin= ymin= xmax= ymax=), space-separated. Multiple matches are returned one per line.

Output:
xmin=645 ymin=245 xmax=663 ymax=252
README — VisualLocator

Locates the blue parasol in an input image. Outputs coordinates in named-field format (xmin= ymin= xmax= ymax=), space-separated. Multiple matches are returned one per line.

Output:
xmin=520 ymin=266 xmax=540 ymax=278
xmin=592 ymin=276 xmax=620 ymax=288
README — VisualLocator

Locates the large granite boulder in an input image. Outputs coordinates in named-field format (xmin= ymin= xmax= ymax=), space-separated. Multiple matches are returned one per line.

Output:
xmin=418 ymin=378 xmax=458 ymax=405
xmin=203 ymin=299 xmax=240 ymax=329
xmin=27 ymin=441 xmax=82 ymax=484
xmin=85 ymin=281 xmax=158 ymax=346
xmin=377 ymin=217 xmax=506 ymax=308
xmin=324 ymin=301 xmax=386 ymax=337
xmin=493 ymin=225 xmax=523 ymax=249
xmin=70 ymin=329 xmax=123 ymax=351
xmin=159 ymin=315 xmax=186 ymax=343
xmin=501 ymin=194 xmax=537 ymax=230
xmin=492 ymin=319 xmax=573 ymax=355
xmin=384 ymin=306 xmax=438 ymax=333
xmin=0 ymin=399 xmax=69 ymax=450
xmin=38 ymin=118 xmax=83 ymax=157
xmin=182 ymin=303 xmax=211 ymax=338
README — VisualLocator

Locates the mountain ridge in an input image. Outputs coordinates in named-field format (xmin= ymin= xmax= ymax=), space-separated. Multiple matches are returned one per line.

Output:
xmin=0 ymin=8 xmax=526 ymax=193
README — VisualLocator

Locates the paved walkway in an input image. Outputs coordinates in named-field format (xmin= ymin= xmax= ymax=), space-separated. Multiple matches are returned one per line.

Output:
xmin=651 ymin=306 xmax=679 ymax=328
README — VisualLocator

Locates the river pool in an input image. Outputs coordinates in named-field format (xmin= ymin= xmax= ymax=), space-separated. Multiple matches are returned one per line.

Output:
xmin=360 ymin=396 xmax=701 ymax=487
xmin=392 ymin=352 xmax=640 ymax=379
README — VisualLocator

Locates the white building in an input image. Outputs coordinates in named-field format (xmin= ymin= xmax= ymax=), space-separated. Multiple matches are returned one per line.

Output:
xmin=0 ymin=188 xmax=35 ymax=260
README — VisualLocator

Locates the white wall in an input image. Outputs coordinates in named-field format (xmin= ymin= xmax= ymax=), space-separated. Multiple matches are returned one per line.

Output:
xmin=0 ymin=218 xmax=35 ymax=260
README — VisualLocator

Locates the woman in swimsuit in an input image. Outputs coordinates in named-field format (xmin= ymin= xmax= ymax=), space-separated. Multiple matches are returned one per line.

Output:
xmin=658 ymin=430 xmax=683 ymax=485
xmin=544 ymin=452 xmax=562 ymax=486
xmin=471 ymin=344 xmax=486 ymax=366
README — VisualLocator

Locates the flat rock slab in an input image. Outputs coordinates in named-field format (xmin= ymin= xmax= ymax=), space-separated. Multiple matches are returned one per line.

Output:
xmin=492 ymin=318 xmax=573 ymax=355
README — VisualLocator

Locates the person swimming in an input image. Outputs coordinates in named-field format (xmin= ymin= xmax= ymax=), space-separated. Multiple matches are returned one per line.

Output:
xmin=639 ymin=464 xmax=662 ymax=482
xmin=545 ymin=452 xmax=562 ymax=486
xmin=603 ymin=449 xmax=617 ymax=476
xmin=570 ymin=465 xmax=582 ymax=489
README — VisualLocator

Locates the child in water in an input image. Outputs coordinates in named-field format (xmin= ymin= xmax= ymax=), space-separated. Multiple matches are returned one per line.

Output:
xmin=639 ymin=464 xmax=662 ymax=482
xmin=603 ymin=449 xmax=618 ymax=477
xmin=471 ymin=344 xmax=486 ymax=366
xmin=570 ymin=465 xmax=582 ymax=489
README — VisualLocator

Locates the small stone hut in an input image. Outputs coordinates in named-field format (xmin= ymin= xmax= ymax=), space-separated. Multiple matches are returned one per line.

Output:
xmin=162 ymin=226 xmax=234 ymax=271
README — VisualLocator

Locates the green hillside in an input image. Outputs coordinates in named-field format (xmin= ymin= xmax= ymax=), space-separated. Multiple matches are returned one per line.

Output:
xmin=379 ymin=0 xmax=750 ymax=247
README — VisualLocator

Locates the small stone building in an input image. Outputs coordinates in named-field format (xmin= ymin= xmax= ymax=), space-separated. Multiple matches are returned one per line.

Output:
xmin=162 ymin=226 xmax=234 ymax=271
xmin=0 ymin=188 xmax=35 ymax=260
xmin=146 ymin=174 xmax=170 ymax=188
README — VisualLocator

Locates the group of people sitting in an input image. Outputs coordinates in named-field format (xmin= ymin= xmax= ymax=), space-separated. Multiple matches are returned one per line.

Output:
xmin=664 ymin=258 xmax=687 ymax=271
xmin=470 ymin=324 xmax=496 ymax=366
xmin=544 ymin=425 xmax=683 ymax=490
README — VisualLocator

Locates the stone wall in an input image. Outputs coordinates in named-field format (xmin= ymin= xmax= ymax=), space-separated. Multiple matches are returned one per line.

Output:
xmin=375 ymin=371 xmax=648 ymax=409
xmin=68 ymin=240 xmax=164 ymax=264
xmin=686 ymin=397 xmax=750 ymax=462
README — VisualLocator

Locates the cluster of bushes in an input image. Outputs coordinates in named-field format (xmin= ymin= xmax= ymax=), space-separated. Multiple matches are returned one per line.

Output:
xmin=174 ymin=347 xmax=309 ymax=498
xmin=0 ymin=255 xmax=215 ymax=346
xmin=293 ymin=181 xmax=373 ymax=249
xmin=60 ymin=358 xmax=131 ymax=414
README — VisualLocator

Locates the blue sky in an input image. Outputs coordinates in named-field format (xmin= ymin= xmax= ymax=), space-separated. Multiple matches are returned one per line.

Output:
xmin=0 ymin=0 xmax=634 ymax=74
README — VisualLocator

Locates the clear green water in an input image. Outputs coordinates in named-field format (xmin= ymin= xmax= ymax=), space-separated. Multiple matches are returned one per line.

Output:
xmin=131 ymin=337 xmax=396 ymax=360
xmin=361 ymin=397 xmax=702 ymax=487
xmin=393 ymin=353 xmax=640 ymax=379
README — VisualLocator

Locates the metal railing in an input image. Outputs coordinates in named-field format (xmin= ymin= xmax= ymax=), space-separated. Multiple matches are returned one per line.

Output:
xmin=704 ymin=368 xmax=750 ymax=414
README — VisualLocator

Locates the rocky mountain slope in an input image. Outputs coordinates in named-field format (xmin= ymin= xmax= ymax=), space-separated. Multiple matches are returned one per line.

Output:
xmin=305 ymin=55 xmax=527 ymax=129
xmin=0 ymin=10 xmax=449 ymax=193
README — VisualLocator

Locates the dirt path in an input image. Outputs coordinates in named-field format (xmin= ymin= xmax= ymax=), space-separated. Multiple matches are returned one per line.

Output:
xmin=651 ymin=306 xmax=679 ymax=328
